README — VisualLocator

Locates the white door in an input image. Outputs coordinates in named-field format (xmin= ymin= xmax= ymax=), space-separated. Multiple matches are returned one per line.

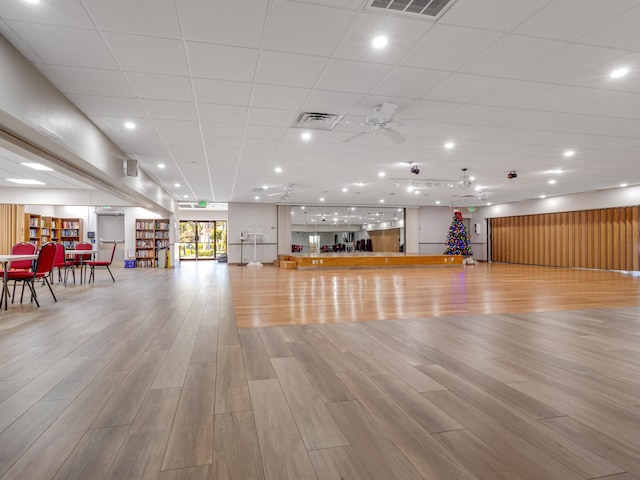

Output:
xmin=97 ymin=214 xmax=125 ymax=262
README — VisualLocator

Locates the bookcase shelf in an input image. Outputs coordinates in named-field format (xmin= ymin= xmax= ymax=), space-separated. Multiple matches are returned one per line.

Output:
xmin=135 ymin=219 xmax=169 ymax=267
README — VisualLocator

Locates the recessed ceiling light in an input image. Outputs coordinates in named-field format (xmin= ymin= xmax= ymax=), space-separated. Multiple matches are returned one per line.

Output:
xmin=254 ymin=196 xmax=260 ymax=200
xmin=7 ymin=178 xmax=44 ymax=185
xmin=275 ymin=167 xmax=282 ymax=173
xmin=124 ymin=121 xmax=136 ymax=129
xmin=444 ymin=142 xmax=455 ymax=149
xmin=262 ymin=185 xmax=268 ymax=190
xmin=372 ymin=36 xmax=388 ymax=49
xmin=23 ymin=0 xmax=39 ymax=4
xmin=397 ymin=208 xmax=402 ymax=212
xmin=540 ymin=195 xmax=546 ymax=199
xmin=380 ymin=199 xmax=385 ymax=203
xmin=355 ymin=182 xmax=366 ymax=187
xmin=610 ymin=67 xmax=629 ymax=78
xmin=174 ymin=183 xmax=180 ymax=187
xmin=351 ymin=207 xmax=356 ymax=211
xmin=487 ymin=203 xmax=492 ymax=206
xmin=333 ymin=217 xmax=338 ymax=222
xmin=334 ymin=212 xmax=338 ymax=215
xmin=436 ymin=201 xmax=441 ymax=205
xmin=158 ymin=163 xmax=165 ymax=169
xmin=301 ymin=206 xmax=305 ymax=209
xmin=469 ymin=176 xmax=476 ymax=181
xmin=21 ymin=162 xmax=53 ymax=171
xmin=301 ymin=132 xmax=311 ymax=141
xmin=548 ymin=169 xmax=563 ymax=174
xmin=548 ymin=179 xmax=556 ymax=184
xmin=320 ymin=197 xmax=325 ymax=202
xmin=378 ymin=172 xmax=385 ymax=177
xmin=564 ymin=150 xmax=575 ymax=157
xmin=620 ymin=183 xmax=628 ymax=187
xmin=183 ymin=194 xmax=188 ymax=198
xmin=414 ymin=190 xmax=420 ymax=194
xmin=342 ymin=187 xmax=348 ymax=192
xmin=407 ymin=186 xmax=414 ymax=192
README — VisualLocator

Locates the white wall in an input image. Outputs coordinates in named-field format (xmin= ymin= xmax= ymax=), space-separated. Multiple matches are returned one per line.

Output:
xmin=418 ymin=206 xmax=482 ymax=257
xmin=228 ymin=202 xmax=277 ymax=264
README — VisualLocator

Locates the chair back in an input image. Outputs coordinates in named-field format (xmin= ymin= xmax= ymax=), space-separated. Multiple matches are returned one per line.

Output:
xmin=9 ymin=242 xmax=37 ymax=270
xmin=34 ymin=242 xmax=57 ymax=276
xmin=74 ymin=242 xmax=93 ymax=262
xmin=52 ymin=243 xmax=66 ymax=268
xmin=107 ymin=242 xmax=117 ymax=264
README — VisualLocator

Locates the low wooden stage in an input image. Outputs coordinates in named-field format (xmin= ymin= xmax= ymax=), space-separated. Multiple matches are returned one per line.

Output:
xmin=278 ymin=252 xmax=463 ymax=269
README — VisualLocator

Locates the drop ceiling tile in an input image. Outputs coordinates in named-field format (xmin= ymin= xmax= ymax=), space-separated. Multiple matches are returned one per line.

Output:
xmin=394 ymin=100 xmax=461 ymax=121
xmin=197 ymin=104 xmax=248 ymax=124
xmin=127 ymin=72 xmax=194 ymax=102
xmin=579 ymin=5 xmax=640 ymax=50
xmin=103 ymin=33 xmax=188 ymax=76
xmin=370 ymin=67 xmax=449 ymax=99
xmin=68 ymin=94 xmax=145 ymax=118
xmin=243 ymin=138 xmax=282 ymax=150
xmin=460 ymin=34 xmax=567 ymax=77
xmin=83 ymin=0 xmax=181 ymax=38
xmin=248 ymin=108 xmax=297 ymax=127
xmin=401 ymin=24 xmax=502 ymax=71
xmin=200 ymin=122 xmax=245 ymax=137
xmin=8 ymin=21 xmax=117 ymax=69
xmin=471 ymin=80 xmax=554 ymax=107
xmin=262 ymin=0 xmax=353 ymax=56
xmin=566 ymin=52 xmax=640 ymax=91
xmin=203 ymin=137 xmax=243 ymax=148
xmin=302 ymin=91 xmax=365 ymax=115
xmin=141 ymin=99 xmax=198 ymax=121
xmin=332 ymin=12 xmax=432 ymax=65
xmin=50 ymin=66 xmax=135 ymax=96
xmin=152 ymin=119 xmax=201 ymax=136
xmin=514 ymin=0 xmax=638 ymax=42
xmin=442 ymin=0 xmax=546 ymax=32
xmin=251 ymin=85 xmax=311 ymax=110
xmin=187 ymin=42 xmax=259 ymax=82
xmin=0 ymin=19 xmax=42 ymax=62
xmin=0 ymin=0 xmax=94 ymax=28
xmin=192 ymin=78 xmax=252 ymax=106
xmin=255 ymin=51 xmax=328 ymax=88
xmin=167 ymin=144 xmax=205 ymax=156
xmin=515 ymin=44 xmax=627 ymax=84
xmin=162 ymin=134 xmax=202 ymax=147
xmin=315 ymin=59 xmax=391 ymax=94
xmin=244 ymin=125 xmax=289 ymax=140
xmin=177 ymin=0 xmax=268 ymax=48
xmin=517 ymin=85 xmax=596 ymax=112
xmin=423 ymin=73 xmax=503 ymax=103
xmin=442 ymin=104 xmax=507 ymax=125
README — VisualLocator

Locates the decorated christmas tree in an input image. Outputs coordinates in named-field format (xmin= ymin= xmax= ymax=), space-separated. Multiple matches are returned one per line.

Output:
xmin=444 ymin=209 xmax=473 ymax=256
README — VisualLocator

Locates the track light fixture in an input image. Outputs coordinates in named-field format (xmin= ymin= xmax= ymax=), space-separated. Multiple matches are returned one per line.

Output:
xmin=457 ymin=168 xmax=472 ymax=189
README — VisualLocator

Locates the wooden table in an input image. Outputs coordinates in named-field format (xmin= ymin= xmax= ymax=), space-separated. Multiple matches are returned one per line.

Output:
xmin=65 ymin=249 xmax=97 ymax=284
xmin=0 ymin=254 xmax=38 ymax=310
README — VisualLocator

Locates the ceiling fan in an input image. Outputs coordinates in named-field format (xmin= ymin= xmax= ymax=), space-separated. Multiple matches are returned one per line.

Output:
xmin=342 ymin=103 xmax=406 ymax=144
xmin=266 ymin=184 xmax=298 ymax=200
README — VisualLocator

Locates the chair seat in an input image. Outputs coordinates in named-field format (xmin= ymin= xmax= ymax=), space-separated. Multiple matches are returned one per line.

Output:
xmin=87 ymin=261 xmax=110 ymax=267
xmin=4 ymin=271 xmax=33 ymax=280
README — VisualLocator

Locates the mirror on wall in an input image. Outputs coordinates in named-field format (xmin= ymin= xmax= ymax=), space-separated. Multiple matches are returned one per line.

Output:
xmin=290 ymin=206 xmax=405 ymax=254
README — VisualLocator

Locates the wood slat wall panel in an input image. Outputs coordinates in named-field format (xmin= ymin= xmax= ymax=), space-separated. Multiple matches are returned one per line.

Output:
xmin=0 ymin=204 xmax=25 ymax=254
xmin=490 ymin=207 xmax=639 ymax=271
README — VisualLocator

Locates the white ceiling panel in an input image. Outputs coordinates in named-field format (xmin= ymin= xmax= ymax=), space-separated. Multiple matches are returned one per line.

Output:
xmin=187 ymin=42 xmax=259 ymax=82
xmin=200 ymin=122 xmax=245 ymax=138
xmin=83 ymin=0 xmax=181 ymax=38
xmin=244 ymin=125 xmax=289 ymax=140
xmin=472 ymin=80 xmax=553 ymax=108
xmin=192 ymin=78 xmax=252 ymax=106
xmin=401 ymin=24 xmax=502 ymax=71
xmin=67 ymin=95 xmax=145 ymax=118
xmin=251 ymin=85 xmax=311 ymax=110
xmin=152 ymin=119 xmax=201 ymax=136
xmin=517 ymin=85 xmax=597 ymax=112
xmin=423 ymin=74 xmax=503 ymax=104
xmin=103 ymin=33 xmax=189 ymax=76
xmin=0 ymin=0 xmax=93 ymax=28
xmin=302 ymin=90 xmax=364 ymax=115
xmin=141 ymin=99 xmax=198 ymax=121
xmin=514 ymin=0 xmax=638 ymax=42
xmin=263 ymin=1 xmax=353 ymax=56
xmin=515 ymin=44 xmax=627 ymax=84
xmin=460 ymin=34 xmax=566 ymax=78
xmin=579 ymin=6 xmax=640 ymax=50
xmin=8 ymin=21 xmax=117 ymax=69
xmin=332 ymin=12 xmax=432 ymax=65
xmin=197 ymin=104 xmax=248 ymax=124
xmin=315 ymin=59 xmax=391 ymax=94
xmin=370 ymin=67 xmax=449 ymax=99
xmin=442 ymin=0 xmax=548 ymax=32
xmin=248 ymin=108 xmax=298 ymax=127
xmin=177 ymin=0 xmax=268 ymax=48
xmin=126 ymin=72 xmax=194 ymax=102
xmin=255 ymin=51 xmax=328 ymax=88
xmin=50 ymin=66 xmax=135 ymax=96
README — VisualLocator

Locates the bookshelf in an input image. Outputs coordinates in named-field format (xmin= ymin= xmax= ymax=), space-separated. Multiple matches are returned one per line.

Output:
xmin=136 ymin=219 xmax=169 ymax=267
xmin=24 ymin=213 xmax=42 ymax=246
xmin=59 ymin=218 xmax=83 ymax=248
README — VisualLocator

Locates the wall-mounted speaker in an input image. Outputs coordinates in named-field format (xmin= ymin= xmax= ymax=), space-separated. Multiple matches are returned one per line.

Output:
xmin=124 ymin=159 xmax=138 ymax=177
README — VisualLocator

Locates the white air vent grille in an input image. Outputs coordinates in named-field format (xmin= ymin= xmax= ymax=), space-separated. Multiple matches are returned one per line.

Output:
xmin=293 ymin=112 xmax=344 ymax=131
xmin=366 ymin=0 xmax=456 ymax=19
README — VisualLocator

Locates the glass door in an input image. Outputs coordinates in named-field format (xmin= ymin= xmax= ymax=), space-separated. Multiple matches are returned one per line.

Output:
xmin=179 ymin=220 xmax=227 ymax=260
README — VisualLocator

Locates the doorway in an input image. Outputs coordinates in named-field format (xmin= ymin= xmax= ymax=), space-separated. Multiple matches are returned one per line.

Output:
xmin=179 ymin=221 xmax=227 ymax=260
xmin=96 ymin=213 xmax=125 ymax=262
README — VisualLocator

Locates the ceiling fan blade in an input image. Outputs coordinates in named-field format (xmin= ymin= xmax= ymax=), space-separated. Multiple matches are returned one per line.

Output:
xmin=384 ymin=127 xmax=406 ymax=144
xmin=267 ymin=192 xmax=284 ymax=196
xmin=342 ymin=131 xmax=369 ymax=143
xmin=378 ymin=102 xmax=399 ymax=121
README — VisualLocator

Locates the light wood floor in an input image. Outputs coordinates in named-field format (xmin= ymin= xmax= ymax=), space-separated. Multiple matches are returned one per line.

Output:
xmin=0 ymin=262 xmax=640 ymax=479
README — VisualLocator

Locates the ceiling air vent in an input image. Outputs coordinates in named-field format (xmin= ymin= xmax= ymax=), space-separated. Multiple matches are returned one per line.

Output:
xmin=365 ymin=0 xmax=456 ymax=19
xmin=293 ymin=112 xmax=344 ymax=131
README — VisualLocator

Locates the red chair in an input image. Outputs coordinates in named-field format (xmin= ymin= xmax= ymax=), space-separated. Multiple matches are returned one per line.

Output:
xmin=2 ymin=242 xmax=57 ymax=307
xmin=73 ymin=242 xmax=93 ymax=283
xmin=0 ymin=242 xmax=37 ymax=302
xmin=52 ymin=243 xmax=76 ymax=286
xmin=87 ymin=242 xmax=117 ymax=283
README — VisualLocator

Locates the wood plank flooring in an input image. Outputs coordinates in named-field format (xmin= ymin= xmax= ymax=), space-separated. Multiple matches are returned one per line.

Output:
xmin=0 ymin=262 xmax=640 ymax=479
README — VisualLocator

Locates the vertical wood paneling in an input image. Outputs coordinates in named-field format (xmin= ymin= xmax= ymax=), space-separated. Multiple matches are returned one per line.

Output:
xmin=0 ymin=204 xmax=25 ymax=254
xmin=489 ymin=207 xmax=640 ymax=271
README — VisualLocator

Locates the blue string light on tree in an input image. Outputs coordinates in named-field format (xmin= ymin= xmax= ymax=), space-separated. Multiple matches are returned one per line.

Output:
xmin=444 ymin=209 xmax=472 ymax=257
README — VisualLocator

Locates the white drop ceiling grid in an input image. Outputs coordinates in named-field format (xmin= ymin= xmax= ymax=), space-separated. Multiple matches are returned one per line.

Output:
xmin=0 ymin=0 xmax=639 ymax=207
